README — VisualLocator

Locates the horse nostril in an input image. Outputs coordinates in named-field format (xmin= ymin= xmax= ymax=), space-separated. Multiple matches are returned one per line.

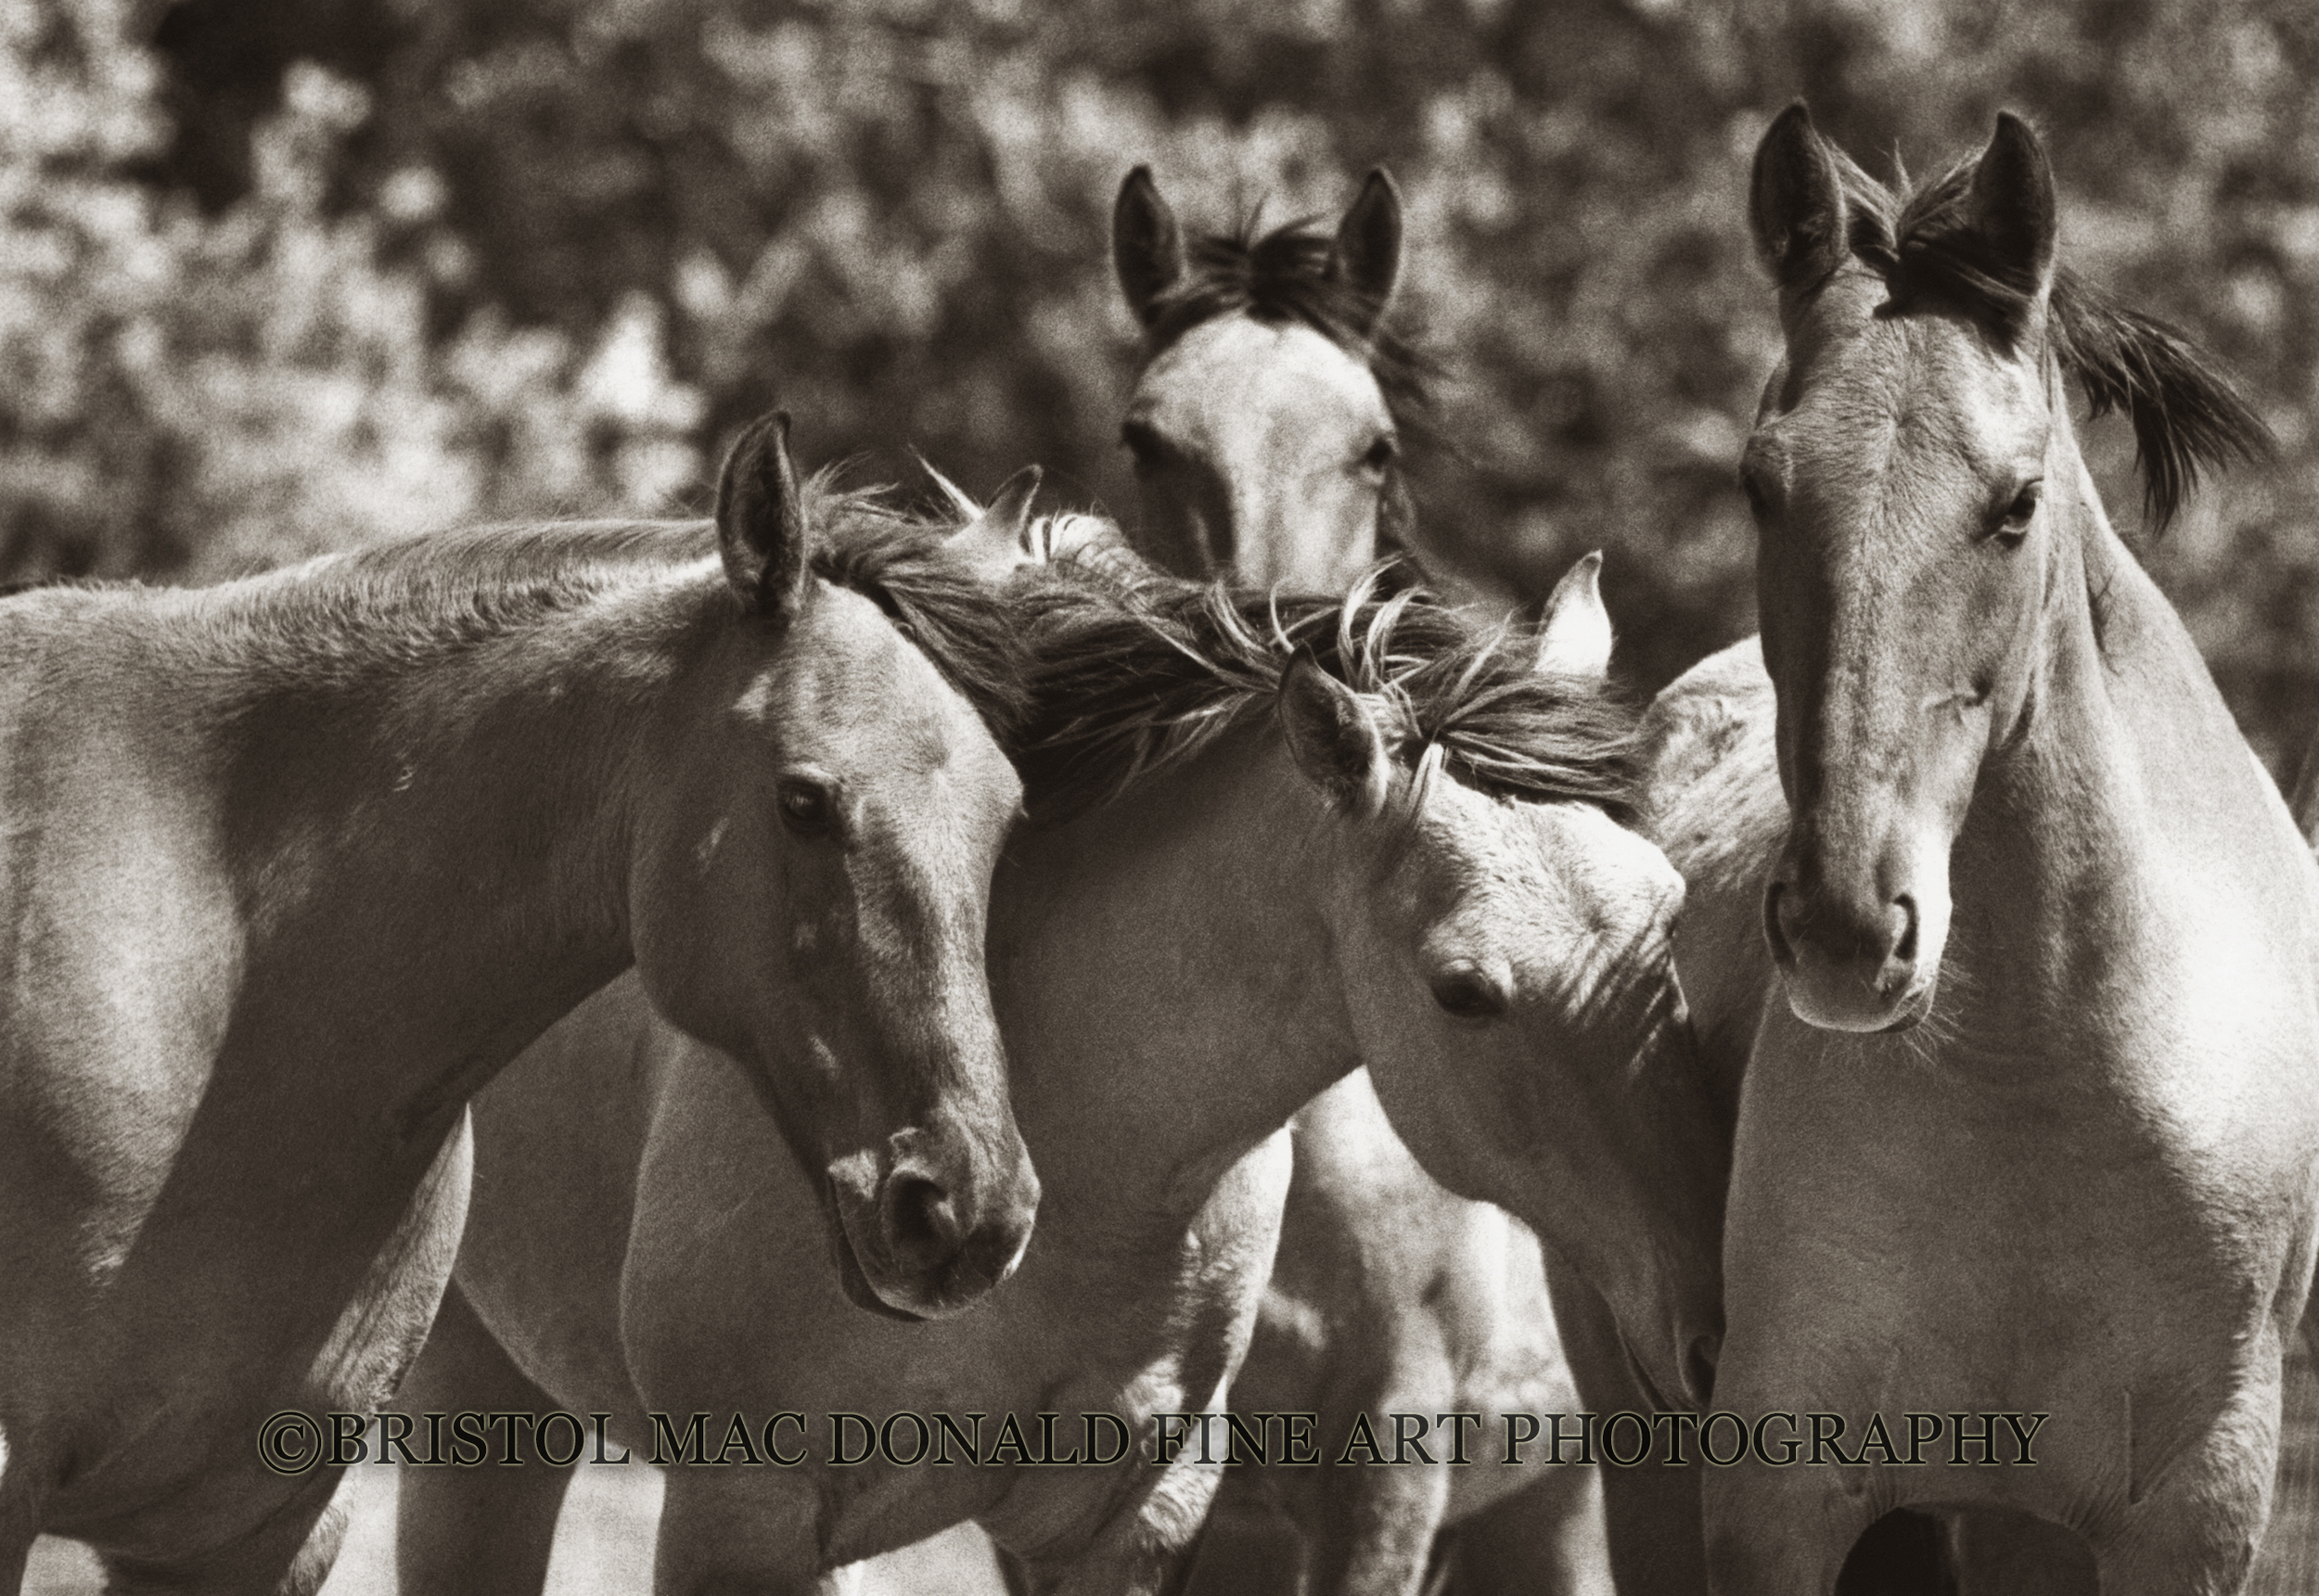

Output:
xmin=881 ymin=1175 xmax=965 ymax=1272
xmin=1890 ymin=895 xmax=1918 ymax=965
xmin=1763 ymin=880 xmax=1800 ymax=969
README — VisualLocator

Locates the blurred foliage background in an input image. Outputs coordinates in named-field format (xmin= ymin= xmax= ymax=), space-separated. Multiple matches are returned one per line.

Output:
xmin=7 ymin=0 xmax=2319 ymax=769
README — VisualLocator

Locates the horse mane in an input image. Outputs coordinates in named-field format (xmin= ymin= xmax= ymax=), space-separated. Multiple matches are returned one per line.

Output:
xmin=1013 ymin=559 xmax=1640 ymax=825
xmin=1790 ymin=142 xmax=2263 ymax=529
xmin=199 ymin=475 xmax=1034 ymax=739
xmin=792 ymin=479 xmax=1038 ymax=743
xmin=1823 ymin=146 xmax=2271 ymax=530
xmin=1142 ymin=210 xmax=1438 ymax=444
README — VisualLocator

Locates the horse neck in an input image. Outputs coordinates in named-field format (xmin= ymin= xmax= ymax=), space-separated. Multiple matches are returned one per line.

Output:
xmin=995 ymin=728 xmax=1358 ymax=1225
xmin=1950 ymin=394 xmax=2269 ymax=1017
xmin=209 ymin=572 xmax=709 ymax=1136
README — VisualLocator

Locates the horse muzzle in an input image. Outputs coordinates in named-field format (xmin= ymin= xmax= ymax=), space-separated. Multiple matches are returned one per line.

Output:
xmin=1763 ymin=867 xmax=1941 ymax=1034
xmin=824 ymin=1126 xmax=1039 ymax=1321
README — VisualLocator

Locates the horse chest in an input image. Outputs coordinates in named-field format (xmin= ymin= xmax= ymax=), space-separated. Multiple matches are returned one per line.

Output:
xmin=1730 ymin=991 xmax=2304 ymax=1451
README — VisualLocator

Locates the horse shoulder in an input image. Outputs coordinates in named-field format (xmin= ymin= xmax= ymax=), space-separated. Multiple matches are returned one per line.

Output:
xmin=2085 ymin=580 xmax=2319 ymax=1135
xmin=0 ymin=605 xmax=244 ymax=1232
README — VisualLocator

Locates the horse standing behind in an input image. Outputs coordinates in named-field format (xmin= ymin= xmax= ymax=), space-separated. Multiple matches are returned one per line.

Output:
xmin=390 ymin=529 xmax=1728 ymax=1596
xmin=1702 ymin=106 xmax=2319 ymax=1594
xmin=0 ymin=414 xmax=1041 ymax=1594
xmin=1116 ymin=167 xmax=1616 ymax=1596
xmin=1112 ymin=161 xmax=1507 ymax=616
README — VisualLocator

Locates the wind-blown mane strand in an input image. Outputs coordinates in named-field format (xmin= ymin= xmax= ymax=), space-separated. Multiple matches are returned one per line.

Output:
xmin=797 ymin=475 xmax=1037 ymax=744
xmin=1013 ymin=563 xmax=1640 ymax=824
xmin=2046 ymin=275 xmax=2272 ymax=529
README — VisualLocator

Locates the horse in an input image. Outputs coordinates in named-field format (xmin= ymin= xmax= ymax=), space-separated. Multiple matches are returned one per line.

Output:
xmin=1165 ymin=576 xmax=1628 ymax=1596
xmin=1114 ymin=163 xmax=1509 ymax=615
xmin=1114 ymin=168 xmax=1615 ymax=1596
xmin=0 ymin=413 xmax=1042 ymax=1594
xmin=1695 ymin=103 xmax=2319 ymax=1594
xmin=389 ymin=531 xmax=1729 ymax=1596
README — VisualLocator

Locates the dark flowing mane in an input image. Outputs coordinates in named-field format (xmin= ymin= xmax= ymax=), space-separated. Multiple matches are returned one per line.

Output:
xmin=1012 ymin=560 xmax=1640 ymax=824
xmin=1140 ymin=211 xmax=1436 ymax=444
xmin=792 ymin=479 xmax=1038 ymax=743
xmin=199 ymin=474 xmax=1034 ymax=739
xmin=1820 ymin=146 xmax=2271 ymax=530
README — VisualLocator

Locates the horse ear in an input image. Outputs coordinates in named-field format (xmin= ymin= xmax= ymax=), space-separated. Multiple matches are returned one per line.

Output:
xmin=715 ymin=411 xmax=812 ymax=620
xmin=1328 ymin=168 xmax=1403 ymax=337
xmin=1278 ymin=654 xmax=1393 ymax=821
xmin=943 ymin=465 xmax=1044 ymax=575
xmin=1114 ymin=166 xmax=1184 ymax=329
xmin=1750 ymin=102 xmax=1849 ymax=294
xmin=1038 ymin=512 xmax=1150 ymax=575
xmin=1529 ymin=550 xmax=1613 ymax=681
xmin=1958 ymin=111 xmax=2058 ymax=313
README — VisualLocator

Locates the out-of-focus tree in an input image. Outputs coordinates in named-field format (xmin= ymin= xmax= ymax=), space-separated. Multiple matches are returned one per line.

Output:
xmin=13 ymin=0 xmax=2319 ymax=770
xmin=0 ymin=0 xmax=698 ymax=582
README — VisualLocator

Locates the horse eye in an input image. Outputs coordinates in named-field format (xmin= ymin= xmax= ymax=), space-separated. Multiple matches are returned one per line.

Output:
xmin=1430 ymin=965 xmax=1508 ymax=1021
xmin=1120 ymin=421 xmax=1168 ymax=469
xmin=1992 ymin=479 xmax=2042 ymax=549
xmin=776 ymin=778 xmax=835 ymax=838
xmin=1361 ymin=435 xmax=1398 ymax=473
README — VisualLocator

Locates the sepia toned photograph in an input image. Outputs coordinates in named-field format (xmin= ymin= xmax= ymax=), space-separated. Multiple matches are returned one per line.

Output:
xmin=4 ymin=1 xmax=2319 ymax=1592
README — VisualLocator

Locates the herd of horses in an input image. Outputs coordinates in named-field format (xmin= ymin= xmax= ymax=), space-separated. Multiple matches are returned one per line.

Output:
xmin=2 ymin=100 xmax=2315 ymax=1596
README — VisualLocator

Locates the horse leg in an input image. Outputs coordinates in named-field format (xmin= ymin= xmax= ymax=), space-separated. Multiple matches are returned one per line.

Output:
xmin=1003 ymin=1458 xmax=1227 ymax=1596
xmin=654 ymin=1465 xmax=835 ymax=1596
xmin=1544 ymin=1270 xmax=1707 ymax=1596
xmin=1700 ymin=1464 xmax=1877 ymax=1596
xmin=1013 ymin=1539 xmax=1206 ymax=1596
xmin=1275 ymin=1305 xmax=1467 ymax=1596
xmin=1302 ymin=1453 xmax=1449 ymax=1596
xmin=2093 ymin=1449 xmax=2273 ymax=1595
xmin=1443 ymin=1470 xmax=1613 ymax=1596
xmin=2301 ymin=1270 xmax=2318 ymax=1365
xmin=393 ymin=1277 xmax=575 ymax=1596
xmin=0 ymin=1424 xmax=40 ymax=1595
xmin=96 ymin=1465 xmax=354 ymax=1596
xmin=2097 ymin=1355 xmax=2292 ymax=1596
xmin=2096 ymin=1494 xmax=2263 ymax=1596
xmin=1175 ymin=1470 xmax=1304 ymax=1596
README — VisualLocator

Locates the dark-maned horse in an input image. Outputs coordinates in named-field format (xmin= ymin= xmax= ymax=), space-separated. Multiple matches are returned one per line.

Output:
xmin=391 ymin=531 xmax=1727 ymax=1596
xmin=1113 ymin=165 xmax=1504 ymax=612
xmin=0 ymin=415 xmax=1039 ymax=1593
xmin=1688 ymin=106 xmax=2319 ymax=1595
xmin=1117 ymin=163 xmax=1615 ymax=1596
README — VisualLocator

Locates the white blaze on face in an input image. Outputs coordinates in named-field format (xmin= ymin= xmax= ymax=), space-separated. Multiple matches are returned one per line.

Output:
xmin=1126 ymin=314 xmax=1395 ymax=592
